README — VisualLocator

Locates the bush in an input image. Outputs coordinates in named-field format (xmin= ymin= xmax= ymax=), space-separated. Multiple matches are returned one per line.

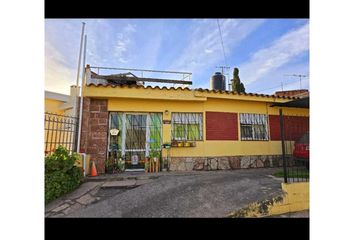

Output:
xmin=45 ymin=146 xmax=83 ymax=204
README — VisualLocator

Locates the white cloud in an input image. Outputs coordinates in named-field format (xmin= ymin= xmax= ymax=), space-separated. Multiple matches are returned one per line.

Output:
xmin=123 ymin=23 xmax=136 ymax=33
xmin=239 ymin=23 xmax=309 ymax=85
xmin=113 ymin=24 xmax=137 ymax=63
xmin=45 ymin=41 xmax=77 ymax=95
xmin=168 ymin=19 xmax=265 ymax=80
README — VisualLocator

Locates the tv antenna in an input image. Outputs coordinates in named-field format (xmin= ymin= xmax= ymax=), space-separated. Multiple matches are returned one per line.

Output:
xmin=284 ymin=74 xmax=308 ymax=89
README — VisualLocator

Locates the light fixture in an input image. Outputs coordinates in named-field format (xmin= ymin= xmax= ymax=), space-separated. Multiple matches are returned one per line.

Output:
xmin=164 ymin=110 xmax=169 ymax=115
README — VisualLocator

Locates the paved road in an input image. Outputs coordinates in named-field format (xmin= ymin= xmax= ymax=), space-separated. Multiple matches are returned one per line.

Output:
xmin=67 ymin=168 xmax=283 ymax=218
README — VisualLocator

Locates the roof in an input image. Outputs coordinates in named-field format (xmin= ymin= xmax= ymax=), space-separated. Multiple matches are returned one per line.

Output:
xmin=45 ymin=90 xmax=70 ymax=102
xmin=275 ymin=89 xmax=309 ymax=98
xmin=270 ymin=97 xmax=309 ymax=108
xmin=86 ymin=83 xmax=300 ymax=100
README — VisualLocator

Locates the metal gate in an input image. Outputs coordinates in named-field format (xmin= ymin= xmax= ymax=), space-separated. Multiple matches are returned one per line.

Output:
xmin=279 ymin=109 xmax=309 ymax=183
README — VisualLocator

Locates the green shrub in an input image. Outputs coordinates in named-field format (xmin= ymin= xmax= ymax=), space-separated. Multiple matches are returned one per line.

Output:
xmin=45 ymin=146 xmax=83 ymax=204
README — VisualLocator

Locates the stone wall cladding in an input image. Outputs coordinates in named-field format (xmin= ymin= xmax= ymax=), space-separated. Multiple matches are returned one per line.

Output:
xmin=79 ymin=98 xmax=108 ymax=174
xmin=170 ymin=155 xmax=292 ymax=171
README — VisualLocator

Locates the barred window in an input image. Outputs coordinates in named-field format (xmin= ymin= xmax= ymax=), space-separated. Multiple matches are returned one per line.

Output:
xmin=171 ymin=113 xmax=203 ymax=140
xmin=240 ymin=113 xmax=269 ymax=141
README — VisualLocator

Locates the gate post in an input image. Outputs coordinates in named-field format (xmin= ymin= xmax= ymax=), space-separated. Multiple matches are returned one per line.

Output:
xmin=279 ymin=108 xmax=288 ymax=183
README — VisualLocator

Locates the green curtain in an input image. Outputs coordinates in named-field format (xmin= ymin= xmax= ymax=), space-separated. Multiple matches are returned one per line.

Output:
xmin=149 ymin=113 xmax=162 ymax=150
xmin=173 ymin=123 xmax=185 ymax=140
xmin=187 ymin=124 xmax=199 ymax=140
xmin=110 ymin=113 xmax=123 ymax=151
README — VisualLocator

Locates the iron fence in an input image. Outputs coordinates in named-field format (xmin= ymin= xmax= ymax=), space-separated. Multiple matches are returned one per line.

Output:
xmin=45 ymin=112 xmax=78 ymax=155
xmin=280 ymin=109 xmax=309 ymax=183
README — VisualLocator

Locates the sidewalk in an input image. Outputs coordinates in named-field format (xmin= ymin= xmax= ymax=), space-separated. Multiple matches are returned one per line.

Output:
xmin=84 ymin=169 xmax=220 ymax=182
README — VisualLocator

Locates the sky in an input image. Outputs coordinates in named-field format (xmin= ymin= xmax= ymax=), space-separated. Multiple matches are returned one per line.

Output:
xmin=45 ymin=19 xmax=309 ymax=95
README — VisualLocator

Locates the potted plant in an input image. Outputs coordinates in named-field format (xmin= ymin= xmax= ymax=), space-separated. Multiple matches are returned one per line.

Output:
xmin=177 ymin=141 xmax=183 ymax=147
xmin=184 ymin=142 xmax=190 ymax=147
xmin=116 ymin=158 xmax=125 ymax=172
xmin=105 ymin=158 xmax=114 ymax=174
xmin=149 ymin=149 xmax=161 ymax=172
xmin=145 ymin=157 xmax=150 ymax=172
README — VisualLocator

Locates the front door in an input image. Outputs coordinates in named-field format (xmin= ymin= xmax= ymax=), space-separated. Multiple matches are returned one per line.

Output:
xmin=124 ymin=114 xmax=147 ymax=170
xmin=107 ymin=112 xmax=162 ymax=172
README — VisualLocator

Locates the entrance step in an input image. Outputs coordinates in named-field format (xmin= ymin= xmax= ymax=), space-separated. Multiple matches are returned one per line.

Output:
xmin=101 ymin=180 xmax=137 ymax=189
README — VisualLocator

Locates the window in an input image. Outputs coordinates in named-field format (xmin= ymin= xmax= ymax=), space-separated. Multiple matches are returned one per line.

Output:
xmin=240 ymin=113 xmax=269 ymax=140
xmin=171 ymin=113 xmax=203 ymax=140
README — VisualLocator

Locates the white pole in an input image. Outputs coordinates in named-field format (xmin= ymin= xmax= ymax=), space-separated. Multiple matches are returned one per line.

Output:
xmin=77 ymin=35 xmax=87 ymax=153
xmin=74 ymin=22 xmax=86 ymax=118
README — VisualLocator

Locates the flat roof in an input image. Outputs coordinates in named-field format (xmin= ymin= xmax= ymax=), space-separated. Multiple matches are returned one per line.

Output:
xmin=45 ymin=91 xmax=70 ymax=102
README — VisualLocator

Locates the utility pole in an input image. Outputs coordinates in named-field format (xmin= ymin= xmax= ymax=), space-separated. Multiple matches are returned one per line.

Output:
xmin=216 ymin=66 xmax=230 ymax=90
xmin=74 ymin=22 xmax=86 ymax=117
xmin=284 ymin=74 xmax=308 ymax=89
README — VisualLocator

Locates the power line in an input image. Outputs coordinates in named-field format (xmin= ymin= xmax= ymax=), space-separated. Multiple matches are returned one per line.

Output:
xmin=284 ymin=74 xmax=308 ymax=89
xmin=254 ymin=78 xmax=309 ymax=93
xmin=217 ymin=19 xmax=227 ymax=66
xmin=216 ymin=19 xmax=231 ymax=90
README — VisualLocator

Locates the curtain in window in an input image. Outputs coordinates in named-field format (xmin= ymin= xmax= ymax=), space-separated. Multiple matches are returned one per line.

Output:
xmin=240 ymin=113 xmax=269 ymax=140
xmin=109 ymin=112 xmax=123 ymax=151
xmin=171 ymin=113 xmax=203 ymax=140
xmin=149 ymin=113 xmax=162 ymax=150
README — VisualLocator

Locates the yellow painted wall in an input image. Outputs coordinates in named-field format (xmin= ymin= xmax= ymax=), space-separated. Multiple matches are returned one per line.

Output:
xmin=84 ymin=86 xmax=309 ymax=158
xmin=229 ymin=182 xmax=309 ymax=217
xmin=45 ymin=99 xmax=65 ymax=115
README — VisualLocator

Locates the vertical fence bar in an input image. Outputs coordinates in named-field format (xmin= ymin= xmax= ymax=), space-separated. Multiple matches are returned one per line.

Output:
xmin=279 ymin=108 xmax=288 ymax=183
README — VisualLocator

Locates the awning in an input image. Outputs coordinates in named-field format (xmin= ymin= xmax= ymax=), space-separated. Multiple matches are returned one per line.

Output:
xmin=270 ymin=97 xmax=309 ymax=109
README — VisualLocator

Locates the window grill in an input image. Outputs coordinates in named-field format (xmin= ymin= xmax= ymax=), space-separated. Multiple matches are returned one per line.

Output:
xmin=240 ymin=113 xmax=269 ymax=141
xmin=171 ymin=113 xmax=203 ymax=141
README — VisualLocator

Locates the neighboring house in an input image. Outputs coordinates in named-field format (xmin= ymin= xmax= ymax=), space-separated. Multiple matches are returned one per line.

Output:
xmin=45 ymin=88 xmax=78 ymax=154
xmin=45 ymin=87 xmax=78 ymax=116
xmin=275 ymin=89 xmax=309 ymax=98
xmin=78 ymin=65 xmax=310 ymax=173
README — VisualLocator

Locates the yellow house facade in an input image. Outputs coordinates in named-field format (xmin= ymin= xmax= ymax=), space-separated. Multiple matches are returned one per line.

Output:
xmin=79 ymin=77 xmax=309 ymax=173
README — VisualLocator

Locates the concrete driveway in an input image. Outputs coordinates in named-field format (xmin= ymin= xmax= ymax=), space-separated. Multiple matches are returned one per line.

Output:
xmin=65 ymin=168 xmax=283 ymax=218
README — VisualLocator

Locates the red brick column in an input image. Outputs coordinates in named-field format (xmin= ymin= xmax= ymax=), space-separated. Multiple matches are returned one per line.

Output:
xmin=79 ymin=97 xmax=108 ymax=173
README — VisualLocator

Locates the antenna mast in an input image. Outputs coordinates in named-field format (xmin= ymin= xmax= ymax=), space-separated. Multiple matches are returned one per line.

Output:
xmin=284 ymin=74 xmax=308 ymax=89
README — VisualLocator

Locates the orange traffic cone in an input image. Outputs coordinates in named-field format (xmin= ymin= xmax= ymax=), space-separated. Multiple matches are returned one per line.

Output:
xmin=91 ymin=161 xmax=98 ymax=177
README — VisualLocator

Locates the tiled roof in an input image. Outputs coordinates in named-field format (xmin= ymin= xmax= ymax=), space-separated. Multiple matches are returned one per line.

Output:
xmin=86 ymin=83 xmax=299 ymax=100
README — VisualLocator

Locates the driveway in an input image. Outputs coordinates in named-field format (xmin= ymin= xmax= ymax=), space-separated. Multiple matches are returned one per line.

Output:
xmin=65 ymin=168 xmax=283 ymax=218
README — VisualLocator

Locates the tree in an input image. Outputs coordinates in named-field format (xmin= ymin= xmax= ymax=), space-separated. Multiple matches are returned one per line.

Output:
xmin=231 ymin=67 xmax=246 ymax=93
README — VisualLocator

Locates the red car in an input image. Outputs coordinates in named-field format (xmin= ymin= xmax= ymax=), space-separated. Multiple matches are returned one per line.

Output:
xmin=293 ymin=132 xmax=309 ymax=169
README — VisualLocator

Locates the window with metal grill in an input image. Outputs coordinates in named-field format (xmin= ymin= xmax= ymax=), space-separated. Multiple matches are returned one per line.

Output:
xmin=171 ymin=113 xmax=203 ymax=141
xmin=240 ymin=113 xmax=269 ymax=141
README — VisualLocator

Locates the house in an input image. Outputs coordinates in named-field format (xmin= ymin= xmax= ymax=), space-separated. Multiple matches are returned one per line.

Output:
xmin=45 ymin=88 xmax=78 ymax=154
xmin=77 ymin=65 xmax=309 ymax=173
xmin=275 ymin=89 xmax=309 ymax=98
xmin=45 ymin=87 xmax=79 ymax=116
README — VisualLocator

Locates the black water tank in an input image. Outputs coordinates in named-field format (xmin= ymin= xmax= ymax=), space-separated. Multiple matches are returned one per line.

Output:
xmin=210 ymin=72 xmax=226 ymax=90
